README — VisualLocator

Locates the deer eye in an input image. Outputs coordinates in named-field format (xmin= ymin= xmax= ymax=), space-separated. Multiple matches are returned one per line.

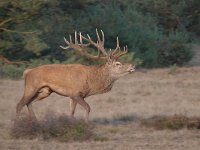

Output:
xmin=116 ymin=62 xmax=122 ymax=66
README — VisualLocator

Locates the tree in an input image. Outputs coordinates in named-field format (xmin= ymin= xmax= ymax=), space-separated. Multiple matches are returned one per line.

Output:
xmin=0 ymin=0 xmax=50 ymax=61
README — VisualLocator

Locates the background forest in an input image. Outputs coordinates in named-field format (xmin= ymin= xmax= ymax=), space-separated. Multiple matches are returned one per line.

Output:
xmin=0 ymin=0 xmax=200 ymax=78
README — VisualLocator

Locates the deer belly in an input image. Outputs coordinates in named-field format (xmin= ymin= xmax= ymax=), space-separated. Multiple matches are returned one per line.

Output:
xmin=47 ymin=84 xmax=71 ymax=96
xmin=48 ymin=83 xmax=86 ymax=97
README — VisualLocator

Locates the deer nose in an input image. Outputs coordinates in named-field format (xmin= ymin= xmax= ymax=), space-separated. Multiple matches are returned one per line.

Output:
xmin=127 ymin=64 xmax=135 ymax=73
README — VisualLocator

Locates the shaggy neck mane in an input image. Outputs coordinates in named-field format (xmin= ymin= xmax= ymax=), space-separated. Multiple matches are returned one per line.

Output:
xmin=91 ymin=64 xmax=113 ymax=81
xmin=86 ymin=64 xmax=116 ymax=96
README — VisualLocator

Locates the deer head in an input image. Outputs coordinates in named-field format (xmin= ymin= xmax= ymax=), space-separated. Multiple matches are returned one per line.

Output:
xmin=60 ymin=29 xmax=135 ymax=79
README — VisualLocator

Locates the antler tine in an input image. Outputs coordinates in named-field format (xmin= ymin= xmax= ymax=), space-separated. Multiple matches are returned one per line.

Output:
xmin=96 ymin=29 xmax=107 ymax=56
xmin=75 ymin=31 xmax=78 ymax=44
xmin=114 ymin=37 xmax=120 ymax=53
xmin=60 ymin=37 xmax=70 ymax=49
xmin=78 ymin=32 xmax=90 ymax=46
xmin=79 ymin=32 xmax=83 ymax=44
xmin=96 ymin=28 xmax=101 ymax=43
xmin=116 ymin=37 xmax=119 ymax=48
xmin=113 ymin=45 xmax=128 ymax=58
xmin=60 ymin=30 xmax=108 ymax=60
xmin=100 ymin=30 xmax=105 ymax=45
xmin=87 ymin=34 xmax=92 ymax=41
xmin=64 ymin=37 xmax=69 ymax=44
xmin=96 ymin=28 xmax=105 ymax=46
xmin=109 ymin=37 xmax=121 ymax=58
xmin=60 ymin=34 xmax=73 ymax=49
xmin=83 ymin=34 xmax=97 ymax=47
xmin=59 ymin=45 xmax=69 ymax=49
xmin=69 ymin=35 xmax=72 ymax=43
xmin=80 ymin=31 xmax=107 ymax=56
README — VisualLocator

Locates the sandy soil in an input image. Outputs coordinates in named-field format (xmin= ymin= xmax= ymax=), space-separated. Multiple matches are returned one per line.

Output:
xmin=0 ymin=67 xmax=200 ymax=150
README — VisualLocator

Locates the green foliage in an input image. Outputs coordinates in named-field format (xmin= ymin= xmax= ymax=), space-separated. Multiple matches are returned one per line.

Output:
xmin=0 ymin=63 xmax=26 ymax=79
xmin=0 ymin=0 xmax=198 ymax=73
xmin=71 ymin=3 xmax=193 ymax=67
xmin=29 ymin=58 xmax=60 ymax=67
xmin=24 ymin=36 xmax=49 ymax=55
xmin=121 ymin=0 xmax=200 ymax=35
xmin=0 ymin=59 xmax=59 ymax=79
xmin=168 ymin=64 xmax=177 ymax=75
xmin=157 ymin=31 xmax=193 ymax=67
xmin=120 ymin=52 xmax=143 ymax=66
xmin=0 ymin=0 xmax=51 ymax=60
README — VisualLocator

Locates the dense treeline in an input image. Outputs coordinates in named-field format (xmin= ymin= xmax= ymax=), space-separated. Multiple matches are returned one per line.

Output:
xmin=0 ymin=0 xmax=199 ymax=70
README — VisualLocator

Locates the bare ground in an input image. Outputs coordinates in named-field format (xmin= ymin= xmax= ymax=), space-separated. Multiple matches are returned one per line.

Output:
xmin=1 ymin=67 xmax=200 ymax=150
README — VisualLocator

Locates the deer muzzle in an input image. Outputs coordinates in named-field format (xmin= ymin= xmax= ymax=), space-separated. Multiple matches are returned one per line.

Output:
xmin=127 ymin=65 xmax=135 ymax=73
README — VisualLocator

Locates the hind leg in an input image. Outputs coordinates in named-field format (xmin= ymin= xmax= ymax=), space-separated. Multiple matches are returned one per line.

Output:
xmin=16 ymin=90 xmax=37 ymax=119
xmin=69 ymin=99 xmax=77 ymax=118
xmin=26 ymin=103 xmax=37 ymax=120
xmin=26 ymin=87 xmax=52 ymax=120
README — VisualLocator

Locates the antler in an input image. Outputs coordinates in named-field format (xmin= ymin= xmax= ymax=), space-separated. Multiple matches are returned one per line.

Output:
xmin=109 ymin=37 xmax=128 ymax=59
xmin=60 ymin=29 xmax=128 ymax=61
xmin=60 ymin=29 xmax=108 ymax=60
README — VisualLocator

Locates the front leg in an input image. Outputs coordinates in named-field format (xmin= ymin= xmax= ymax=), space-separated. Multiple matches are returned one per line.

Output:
xmin=69 ymin=99 xmax=77 ymax=118
xmin=70 ymin=96 xmax=90 ymax=123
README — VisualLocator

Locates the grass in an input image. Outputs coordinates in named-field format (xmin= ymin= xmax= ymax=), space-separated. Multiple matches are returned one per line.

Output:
xmin=140 ymin=114 xmax=200 ymax=130
xmin=93 ymin=114 xmax=139 ymax=125
xmin=1 ymin=67 xmax=200 ymax=149
xmin=168 ymin=64 xmax=177 ymax=74
xmin=94 ymin=114 xmax=200 ymax=130
xmin=10 ymin=113 xmax=104 ymax=142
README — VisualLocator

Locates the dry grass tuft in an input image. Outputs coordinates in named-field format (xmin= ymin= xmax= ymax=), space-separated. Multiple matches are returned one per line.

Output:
xmin=10 ymin=113 xmax=101 ymax=142
xmin=141 ymin=114 xmax=200 ymax=130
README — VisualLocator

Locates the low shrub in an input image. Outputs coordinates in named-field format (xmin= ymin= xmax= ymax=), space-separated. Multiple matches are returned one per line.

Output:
xmin=10 ymin=113 xmax=102 ymax=142
xmin=0 ymin=63 xmax=26 ymax=79
xmin=140 ymin=114 xmax=200 ymax=130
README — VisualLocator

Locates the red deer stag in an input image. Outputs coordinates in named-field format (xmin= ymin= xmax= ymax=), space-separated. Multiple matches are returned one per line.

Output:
xmin=16 ymin=29 xmax=135 ymax=122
